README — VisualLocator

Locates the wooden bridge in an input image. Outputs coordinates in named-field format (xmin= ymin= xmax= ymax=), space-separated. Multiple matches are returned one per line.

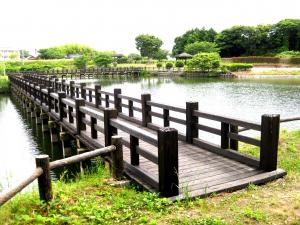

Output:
xmin=8 ymin=74 xmax=286 ymax=200
xmin=7 ymin=67 xmax=142 ymax=80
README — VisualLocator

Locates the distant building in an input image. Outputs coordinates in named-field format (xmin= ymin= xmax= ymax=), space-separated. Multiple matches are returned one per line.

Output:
xmin=0 ymin=47 xmax=20 ymax=61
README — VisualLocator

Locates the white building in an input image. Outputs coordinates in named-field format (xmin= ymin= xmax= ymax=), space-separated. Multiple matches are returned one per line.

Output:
xmin=0 ymin=47 xmax=20 ymax=61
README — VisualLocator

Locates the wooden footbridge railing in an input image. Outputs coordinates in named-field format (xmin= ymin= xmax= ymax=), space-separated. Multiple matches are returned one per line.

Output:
xmin=7 ymin=74 xmax=286 ymax=201
xmin=7 ymin=67 xmax=142 ymax=80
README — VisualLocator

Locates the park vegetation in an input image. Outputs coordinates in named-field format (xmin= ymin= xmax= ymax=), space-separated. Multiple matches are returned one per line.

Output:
xmin=0 ymin=76 xmax=9 ymax=93
xmin=0 ymin=130 xmax=299 ymax=224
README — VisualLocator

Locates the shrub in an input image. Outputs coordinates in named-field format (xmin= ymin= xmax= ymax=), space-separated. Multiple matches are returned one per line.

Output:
xmin=184 ymin=41 xmax=219 ymax=55
xmin=276 ymin=51 xmax=300 ymax=58
xmin=93 ymin=53 xmax=113 ymax=67
xmin=165 ymin=62 xmax=173 ymax=69
xmin=116 ymin=56 xmax=129 ymax=64
xmin=175 ymin=61 xmax=185 ymax=68
xmin=186 ymin=52 xmax=221 ymax=72
xmin=223 ymin=63 xmax=253 ymax=72
xmin=74 ymin=55 xmax=89 ymax=69
xmin=156 ymin=62 xmax=162 ymax=68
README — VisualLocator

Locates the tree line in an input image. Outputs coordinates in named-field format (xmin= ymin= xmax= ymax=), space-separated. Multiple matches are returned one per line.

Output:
xmin=35 ymin=18 xmax=300 ymax=61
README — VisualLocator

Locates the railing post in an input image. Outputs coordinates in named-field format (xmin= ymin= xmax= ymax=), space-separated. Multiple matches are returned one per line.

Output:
xmin=61 ymin=79 xmax=66 ymax=92
xmin=58 ymin=92 xmax=66 ymax=121
xmin=163 ymin=109 xmax=169 ymax=127
xmin=35 ymin=155 xmax=52 ymax=203
xmin=47 ymin=87 xmax=53 ymax=112
xmin=186 ymin=102 xmax=198 ymax=143
xmin=158 ymin=127 xmax=179 ymax=197
xmin=114 ymin=88 xmax=122 ymax=113
xmin=230 ymin=125 xmax=239 ymax=150
xmin=128 ymin=100 xmax=133 ymax=117
xmin=141 ymin=93 xmax=151 ymax=127
xmin=111 ymin=136 xmax=124 ymax=180
xmin=105 ymin=94 xmax=109 ymax=108
xmin=75 ymin=98 xmax=86 ymax=134
xmin=130 ymin=135 xmax=139 ymax=165
xmin=103 ymin=108 xmax=117 ymax=146
xmin=80 ymin=83 xmax=86 ymax=100
xmin=91 ymin=116 xmax=97 ymax=139
xmin=221 ymin=122 xmax=229 ymax=149
xmin=260 ymin=114 xmax=280 ymax=171
xmin=70 ymin=81 xmax=75 ymax=99
xmin=94 ymin=85 xmax=101 ymax=108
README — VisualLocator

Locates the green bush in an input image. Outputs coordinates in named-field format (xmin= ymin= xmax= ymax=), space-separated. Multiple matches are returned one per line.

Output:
xmin=186 ymin=53 xmax=221 ymax=72
xmin=165 ymin=62 xmax=173 ymax=69
xmin=223 ymin=63 xmax=253 ymax=72
xmin=184 ymin=41 xmax=219 ymax=55
xmin=175 ymin=61 xmax=185 ymax=68
xmin=74 ymin=56 xmax=89 ymax=69
xmin=4 ymin=60 xmax=75 ymax=72
xmin=93 ymin=53 xmax=113 ymax=68
xmin=276 ymin=51 xmax=300 ymax=58
xmin=156 ymin=62 xmax=162 ymax=68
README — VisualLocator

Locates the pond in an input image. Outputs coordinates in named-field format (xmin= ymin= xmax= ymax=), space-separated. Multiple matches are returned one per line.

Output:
xmin=1 ymin=76 xmax=300 ymax=190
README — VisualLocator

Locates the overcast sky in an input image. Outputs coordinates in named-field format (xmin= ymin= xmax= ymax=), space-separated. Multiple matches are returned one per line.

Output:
xmin=0 ymin=0 xmax=299 ymax=54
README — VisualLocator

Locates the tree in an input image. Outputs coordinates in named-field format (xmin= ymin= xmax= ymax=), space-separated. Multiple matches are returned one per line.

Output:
xmin=135 ymin=34 xmax=163 ymax=58
xmin=128 ymin=53 xmax=142 ymax=62
xmin=172 ymin=28 xmax=217 ymax=56
xmin=273 ymin=19 xmax=300 ymax=51
xmin=186 ymin=52 xmax=220 ymax=72
xmin=19 ymin=50 xmax=30 ymax=58
xmin=38 ymin=44 xmax=96 ymax=59
xmin=184 ymin=41 xmax=219 ymax=55
xmin=216 ymin=26 xmax=258 ymax=57
xmin=93 ymin=52 xmax=113 ymax=67
xmin=74 ymin=55 xmax=89 ymax=69
xmin=153 ymin=49 xmax=168 ymax=60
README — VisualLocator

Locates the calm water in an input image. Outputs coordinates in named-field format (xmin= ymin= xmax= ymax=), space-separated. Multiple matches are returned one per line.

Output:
xmin=0 ymin=77 xmax=300 ymax=190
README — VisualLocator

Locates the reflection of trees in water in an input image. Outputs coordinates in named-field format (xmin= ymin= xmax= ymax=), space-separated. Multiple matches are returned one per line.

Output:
xmin=0 ymin=95 xmax=9 ymax=112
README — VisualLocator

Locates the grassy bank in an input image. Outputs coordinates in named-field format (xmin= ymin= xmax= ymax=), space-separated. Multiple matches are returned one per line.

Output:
xmin=0 ymin=130 xmax=300 ymax=224
xmin=0 ymin=76 xmax=9 ymax=93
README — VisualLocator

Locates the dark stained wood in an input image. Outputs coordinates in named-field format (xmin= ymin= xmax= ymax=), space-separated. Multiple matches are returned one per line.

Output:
xmin=186 ymin=102 xmax=198 ymax=143
xmin=230 ymin=125 xmax=239 ymax=150
xmin=114 ymin=88 xmax=122 ymax=113
xmin=158 ymin=127 xmax=179 ymax=197
xmin=260 ymin=114 xmax=280 ymax=171
xmin=111 ymin=136 xmax=124 ymax=180
xmin=103 ymin=108 xmax=118 ymax=146
xmin=75 ymin=98 xmax=85 ymax=134
xmin=221 ymin=122 xmax=229 ymax=149
xmin=141 ymin=94 xmax=151 ymax=127
xmin=35 ymin=155 xmax=53 ymax=202
xmin=130 ymin=135 xmax=139 ymax=165
xmin=163 ymin=109 xmax=169 ymax=127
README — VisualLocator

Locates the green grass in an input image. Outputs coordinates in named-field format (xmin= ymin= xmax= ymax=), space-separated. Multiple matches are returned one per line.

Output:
xmin=1 ymin=130 xmax=300 ymax=224
xmin=0 ymin=76 xmax=9 ymax=93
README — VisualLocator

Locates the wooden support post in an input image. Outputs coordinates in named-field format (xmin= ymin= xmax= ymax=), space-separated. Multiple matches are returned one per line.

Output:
xmin=47 ymin=87 xmax=53 ymax=112
xmin=91 ymin=117 xmax=97 ymax=139
xmin=61 ymin=79 xmax=66 ymax=92
xmin=111 ymin=136 xmax=124 ymax=180
xmin=35 ymin=155 xmax=53 ymax=202
xmin=130 ymin=135 xmax=139 ymax=165
xmin=141 ymin=93 xmax=151 ymax=127
xmin=158 ymin=127 xmax=179 ymax=197
xmin=94 ymin=85 xmax=101 ymax=108
xmin=114 ymin=88 xmax=122 ymax=113
xmin=35 ymin=107 xmax=41 ymax=125
xmin=163 ymin=109 xmax=169 ymax=127
xmin=230 ymin=125 xmax=239 ymax=151
xmin=80 ymin=83 xmax=86 ymax=100
xmin=70 ymin=81 xmax=75 ymax=98
xmin=41 ymin=113 xmax=49 ymax=132
xmin=221 ymin=122 xmax=230 ymax=149
xmin=54 ymin=78 xmax=59 ymax=91
xmin=49 ymin=120 xmax=59 ymax=143
xmin=68 ymin=106 xmax=74 ymax=123
xmin=260 ymin=114 xmax=280 ymax=171
xmin=105 ymin=94 xmax=109 ymax=108
xmin=75 ymin=98 xmax=86 ymax=134
xmin=186 ymin=102 xmax=198 ymax=143
xmin=128 ymin=100 xmax=133 ymax=117
xmin=103 ymin=108 xmax=117 ymax=146
xmin=60 ymin=132 xmax=72 ymax=158
xmin=58 ymin=92 xmax=66 ymax=121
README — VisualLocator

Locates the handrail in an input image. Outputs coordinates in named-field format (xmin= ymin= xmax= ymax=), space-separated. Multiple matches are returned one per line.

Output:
xmin=0 ymin=144 xmax=121 ymax=206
